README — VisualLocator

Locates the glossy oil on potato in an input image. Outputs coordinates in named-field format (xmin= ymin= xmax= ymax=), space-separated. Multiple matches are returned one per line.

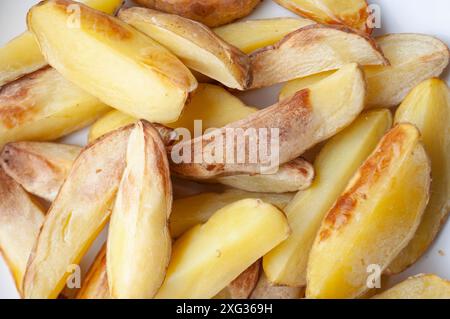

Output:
xmin=306 ymin=124 xmax=431 ymax=299
xmin=155 ymin=199 xmax=290 ymax=299
xmin=27 ymin=0 xmax=197 ymax=123
xmin=263 ymin=109 xmax=392 ymax=287
xmin=23 ymin=124 xmax=132 ymax=299
xmin=388 ymin=78 xmax=450 ymax=274
xmin=119 ymin=7 xmax=251 ymax=90
xmin=107 ymin=122 xmax=172 ymax=299
xmin=280 ymin=34 xmax=450 ymax=108
xmin=0 ymin=67 xmax=109 ymax=148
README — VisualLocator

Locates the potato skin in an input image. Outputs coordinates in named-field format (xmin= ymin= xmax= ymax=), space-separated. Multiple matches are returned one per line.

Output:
xmin=134 ymin=0 xmax=262 ymax=27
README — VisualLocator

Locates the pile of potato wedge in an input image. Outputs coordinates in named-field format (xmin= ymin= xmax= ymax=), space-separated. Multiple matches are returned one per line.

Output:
xmin=0 ymin=0 xmax=449 ymax=299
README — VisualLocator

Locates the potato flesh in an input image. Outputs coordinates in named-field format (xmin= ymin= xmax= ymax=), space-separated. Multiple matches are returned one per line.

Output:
xmin=306 ymin=124 xmax=431 ymax=299
xmin=0 ymin=67 xmax=109 ymax=148
xmin=263 ymin=110 xmax=392 ymax=287
xmin=250 ymin=273 xmax=304 ymax=299
xmin=214 ymin=18 xmax=315 ymax=54
xmin=107 ymin=122 xmax=172 ymax=299
xmin=28 ymin=0 xmax=197 ymax=123
xmin=388 ymin=79 xmax=450 ymax=273
xmin=214 ymin=261 xmax=261 ymax=299
xmin=155 ymin=199 xmax=290 ymax=299
xmin=76 ymin=247 xmax=109 ymax=299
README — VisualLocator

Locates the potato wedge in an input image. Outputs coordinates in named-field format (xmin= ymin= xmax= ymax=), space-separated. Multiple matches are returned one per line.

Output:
xmin=119 ymin=7 xmax=251 ymax=90
xmin=23 ymin=124 xmax=132 ymax=299
xmin=133 ymin=0 xmax=262 ymax=27
xmin=155 ymin=198 xmax=290 ymax=298
xmin=0 ymin=142 xmax=81 ymax=202
xmin=0 ymin=0 xmax=124 ymax=86
xmin=28 ymin=0 xmax=197 ymax=123
xmin=0 ymin=169 xmax=45 ymax=296
xmin=213 ymin=18 xmax=315 ymax=54
xmin=263 ymin=109 xmax=392 ymax=287
xmin=280 ymin=34 xmax=450 ymax=108
xmin=214 ymin=261 xmax=260 ymax=299
xmin=273 ymin=0 xmax=371 ymax=33
xmin=373 ymin=274 xmax=450 ymax=299
xmin=388 ymin=79 xmax=450 ymax=274
xmin=249 ymin=25 xmax=387 ymax=88
xmin=0 ymin=67 xmax=109 ymax=148
xmin=306 ymin=124 xmax=431 ymax=299
xmin=170 ymin=63 xmax=365 ymax=178
xmin=107 ymin=122 xmax=172 ymax=299
xmin=170 ymin=190 xmax=293 ymax=238
xmin=250 ymin=273 xmax=304 ymax=299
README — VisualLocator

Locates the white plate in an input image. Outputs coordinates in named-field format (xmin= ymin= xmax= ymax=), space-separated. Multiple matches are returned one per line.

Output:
xmin=0 ymin=0 xmax=449 ymax=299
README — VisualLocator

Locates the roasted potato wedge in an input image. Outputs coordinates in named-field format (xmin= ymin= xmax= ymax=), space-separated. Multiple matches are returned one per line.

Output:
xmin=306 ymin=124 xmax=431 ymax=299
xmin=250 ymin=273 xmax=304 ymax=299
xmin=214 ymin=18 xmax=315 ymax=54
xmin=215 ymin=261 xmax=261 ymax=299
xmin=155 ymin=199 xmax=290 ymax=298
xmin=107 ymin=122 xmax=172 ymax=299
xmin=119 ymin=7 xmax=251 ymax=90
xmin=388 ymin=79 xmax=450 ymax=274
xmin=0 ymin=67 xmax=109 ymax=148
xmin=249 ymin=25 xmax=387 ymax=88
xmin=0 ymin=142 xmax=81 ymax=202
xmin=373 ymin=274 xmax=450 ymax=299
xmin=23 ymin=124 xmax=133 ymax=299
xmin=28 ymin=0 xmax=197 ymax=123
xmin=170 ymin=63 xmax=365 ymax=178
xmin=133 ymin=0 xmax=262 ymax=27
xmin=76 ymin=246 xmax=109 ymax=299
xmin=263 ymin=109 xmax=392 ymax=287
xmin=0 ymin=169 xmax=45 ymax=296
xmin=0 ymin=0 xmax=124 ymax=86
xmin=280 ymin=34 xmax=450 ymax=108
xmin=273 ymin=0 xmax=371 ymax=33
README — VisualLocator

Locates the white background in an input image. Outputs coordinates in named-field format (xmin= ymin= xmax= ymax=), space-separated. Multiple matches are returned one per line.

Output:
xmin=0 ymin=0 xmax=449 ymax=298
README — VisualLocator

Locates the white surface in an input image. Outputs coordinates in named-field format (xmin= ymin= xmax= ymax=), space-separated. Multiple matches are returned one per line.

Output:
xmin=0 ymin=0 xmax=449 ymax=299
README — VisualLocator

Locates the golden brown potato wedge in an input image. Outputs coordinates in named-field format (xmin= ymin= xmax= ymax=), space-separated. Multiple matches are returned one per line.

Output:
xmin=273 ymin=0 xmax=371 ymax=33
xmin=373 ymin=274 xmax=450 ymax=299
xmin=306 ymin=124 xmax=431 ymax=299
xmin=155 ymin=198 xmax=290 ymax=298
xmin=119 ymin=7 xmax=251 ymax=90
xmin=76 ymin=246 xmax=109 ymax=299
xmin=214 ymin=261 xmax=261 ymax=299
xmin=250 ymin=273 xmax=304 ymax=299
xmin=388 ymin=79 xmax=450 ymax=274
xmin=0 ymin=0 xmax=124 ymax=86
xmin=280 ymin=34 xmax=450 ymax=108
xmin=0 ymin=67 xmax=109 ymax=148
xmin=23 ymin=124 xmax=133 ymax=299
xmin=213 ymin=18 xmax=315 ymax=54
xmin=28 ymin=0 xmax=197 ymax=123
xmin=249 ymin=25 xmax=387 ymax=88
xmin=263 ymin=109 xmax=392 ymax=287
xmin=107 ymin=121 xmax=172 ymax=299
xmin=170 ymin=63 xmax=365 ymax=178
xmin=0 ymin=169 xmax=45 ymax=296
xmin=0 ymin=141 xmax=81 ymax=202
xmin=133 ymin=0 xmax=262 ymax=27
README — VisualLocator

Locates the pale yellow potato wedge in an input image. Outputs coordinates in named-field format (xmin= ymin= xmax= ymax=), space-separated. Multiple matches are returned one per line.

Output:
xmin=213 ymin=18 xmax=315 ymax=54
xmin=0 ymin=169 xmax=45 ymax=296
xmin=107 ymin=122 xmax=172 ymax=299
xmin=170 ymin=63 xmax=365 ymax=178
xmin=155 ymin=199 xmax=290 ymax=298
xmin=388 ymin=79 xmax=450 ymax=274
xmin=0 ymin=67 xmax=109 ymax=148
xmin=215 ymin=261 xmax=261 ymax=299
xmin=170 ymin=190 xmax=293 ymax=238
xmin=119 ymin=7 xmax=251 ymax=90
xmin=263 ymin=109 xmax=392 ymax=287
xmin=0 ymin=141 xmax=81 ymax=202
xmin=0 ymin=0 xmax=124 ymax=86
xmin=306 ymin=124 xmax=431 ymax=299
xmin=250 ymin=273 xmax=304 ymax=299
xmin=280 ymin=34 xmax=450 ymax=108
xmin=373 ymin=274 xmax=450 ymax=299
xmin=249 ymin=25 xmax=387 ymax=88
xmin=88 ymin=110 xmax=135 ymax=143
xmin=28 ymin=0 xmax=197 ymax=123
xmin=76 ymin=246 xmax=109 ymax=299
xmin=274 ymin=0 xmax=371 ymax=33
xmin=23 ymin=124 xmax=133 ymax=299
